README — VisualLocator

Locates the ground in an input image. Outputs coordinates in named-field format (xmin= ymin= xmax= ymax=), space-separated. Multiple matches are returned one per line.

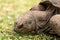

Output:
xmin=0 ymin=0 xmax=57 ymax=40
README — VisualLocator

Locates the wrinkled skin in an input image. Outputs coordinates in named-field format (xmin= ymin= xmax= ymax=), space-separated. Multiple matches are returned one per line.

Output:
xmin=14 ymin=1 xmax=60 ymax=36
xmin=14 ymin=11 xmax=51 ymax=34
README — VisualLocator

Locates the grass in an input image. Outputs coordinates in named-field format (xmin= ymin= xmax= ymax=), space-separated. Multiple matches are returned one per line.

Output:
xmin=0 ymin=0 xmax=59 ymax=40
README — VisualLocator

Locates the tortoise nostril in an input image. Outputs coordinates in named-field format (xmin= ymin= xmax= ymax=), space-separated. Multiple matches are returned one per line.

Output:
xmin=15 ymin=22 xmax=18 ymax=25
xmin=14 ymin=22 xmax=18 ymax=25
xmin=14 ymin=22 xmax=18 ymax=27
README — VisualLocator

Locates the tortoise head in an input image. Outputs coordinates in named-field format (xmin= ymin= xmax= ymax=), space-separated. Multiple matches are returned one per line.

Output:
xmin=14 ymin=12 xmax=36 ymax=34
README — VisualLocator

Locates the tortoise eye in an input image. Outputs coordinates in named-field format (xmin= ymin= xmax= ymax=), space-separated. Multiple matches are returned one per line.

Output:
xmin=18 ymin=24 xmax=23 ymax=29
xmin=28 ymin=21 xmax=32 ymax=24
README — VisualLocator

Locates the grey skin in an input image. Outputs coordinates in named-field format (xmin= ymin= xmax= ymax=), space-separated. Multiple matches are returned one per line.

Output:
xmin=14 ymin=0 xmax=60 ymax=36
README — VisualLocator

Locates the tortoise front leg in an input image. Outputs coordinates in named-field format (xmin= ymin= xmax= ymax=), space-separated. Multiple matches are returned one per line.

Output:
xmin=50 ymin=14 xmax=60 ymax=36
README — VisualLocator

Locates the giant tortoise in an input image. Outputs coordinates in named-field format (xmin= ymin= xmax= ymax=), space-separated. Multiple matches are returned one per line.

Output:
xmin=14 ymin=0 xmax=60 ymax=36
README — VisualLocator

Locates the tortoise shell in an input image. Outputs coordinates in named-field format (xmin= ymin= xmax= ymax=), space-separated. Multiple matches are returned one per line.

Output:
xmin=40 ymin=0 xmax=60 ymax=8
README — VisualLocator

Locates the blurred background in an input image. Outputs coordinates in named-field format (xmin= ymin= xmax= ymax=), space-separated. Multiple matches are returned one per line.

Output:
xmin=0 ymin=0 xmax=55 ymax=40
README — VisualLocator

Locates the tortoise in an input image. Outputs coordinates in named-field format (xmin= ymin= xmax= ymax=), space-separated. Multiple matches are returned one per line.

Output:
xmin=14 ymin=0 xmax=60 ymax=36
